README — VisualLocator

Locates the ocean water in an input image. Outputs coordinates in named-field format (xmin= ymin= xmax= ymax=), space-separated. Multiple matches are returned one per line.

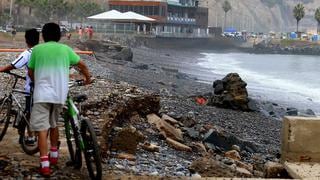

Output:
xmin=197 ymin=52 xmax=320 ymax=113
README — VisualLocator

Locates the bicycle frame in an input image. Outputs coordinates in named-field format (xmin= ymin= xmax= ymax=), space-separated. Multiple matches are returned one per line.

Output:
xmin=64 ymin=97 xmax=85 ymax=150
xmin=2 ymin=72 xmax=31 ymax=127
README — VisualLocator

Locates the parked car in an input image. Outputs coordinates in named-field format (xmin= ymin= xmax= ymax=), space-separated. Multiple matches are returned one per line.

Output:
xmin=0 ymin=27 xmax=7 ymax=33
xmin=5 ymin=25 xmax=13 ymax=32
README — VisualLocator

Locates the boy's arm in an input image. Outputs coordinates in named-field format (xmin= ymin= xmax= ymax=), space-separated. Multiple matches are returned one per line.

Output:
xmin=76 ymin=60 xmax=91 ymax=85
xmin=0 ymin=65 xmax=15 ymax=72
xmin=28 ymin=68 xmax=34 ymax=82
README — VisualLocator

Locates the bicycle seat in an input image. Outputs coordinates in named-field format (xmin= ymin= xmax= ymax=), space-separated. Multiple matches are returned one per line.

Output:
xmin=73 ymin=94 xmax=87 ymax=103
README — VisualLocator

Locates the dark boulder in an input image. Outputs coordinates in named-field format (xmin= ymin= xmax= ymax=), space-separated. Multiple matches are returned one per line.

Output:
xmin=203 ymin=128 xmax=259 ymax=153
xmin=286 ymin=107 xmax=298 ymax=116
xmin=112 ymin=47 xmax=133 ymax=61
xmin=213 ymin=80 xmax=224 ymax=94
xmin=209 ymin=73 xmax=249 ymax=111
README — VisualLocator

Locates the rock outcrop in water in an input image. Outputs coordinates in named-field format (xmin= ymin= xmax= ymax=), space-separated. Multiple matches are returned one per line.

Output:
xmin=209 ymin=73 xmax=249 ymax=111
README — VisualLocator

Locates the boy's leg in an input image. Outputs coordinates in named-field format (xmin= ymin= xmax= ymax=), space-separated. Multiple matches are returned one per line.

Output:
xmin=50 ymin=127 xmax=59 ymax=148
xmin=25 ymin=96 xmax=35 ymax=144
xmin=30 ymin=103 xmax=51 ymax=176
xmin=38 ymin=130 xmax=49 ymax=156
xmin=48 ymin=104 xmax=63 ymax=165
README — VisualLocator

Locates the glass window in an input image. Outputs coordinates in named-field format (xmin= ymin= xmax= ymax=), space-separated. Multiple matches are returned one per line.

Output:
xmin=162 ymin=6 xmax=166 ymax=16
xmin=142 ymin=6 xmax=146 ymax=15
xmin=154 ymin=6 xmax=159 ymax=16
xmin=133 ymin=6 xmax=138 ymax=13
xmin=146 ymin=6 xmax=150 ymax=15
xmin=138 ymin=6 xmax=143 ymax=14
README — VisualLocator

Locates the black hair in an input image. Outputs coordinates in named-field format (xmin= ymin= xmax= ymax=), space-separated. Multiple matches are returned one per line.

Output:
xmin=25 ymin=28 xmax=39 ymax=47
xmin=42 ymin=22 xmax=61 ymax=42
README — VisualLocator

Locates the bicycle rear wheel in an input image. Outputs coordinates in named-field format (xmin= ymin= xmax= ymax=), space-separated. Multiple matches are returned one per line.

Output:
xmin=81 ymin=118 xmax=102 ymax=180
xmin=65 ymin=116 xmax=82 ymax=169
xmin=19 ymin=120 xmax=39 ymax=155
xmin=0 ymin=98 xmax=12 ymax=141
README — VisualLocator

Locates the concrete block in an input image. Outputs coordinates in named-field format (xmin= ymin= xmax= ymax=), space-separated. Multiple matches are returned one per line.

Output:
xmin=281 ymin=116 xmax=320 ymax=163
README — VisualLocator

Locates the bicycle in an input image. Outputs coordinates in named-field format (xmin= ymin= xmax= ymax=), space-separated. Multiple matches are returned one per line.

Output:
xmin=64 ymin=80 xmax=102 ymax=180
xmin=0 ymin=71 xmax=39 ymax=155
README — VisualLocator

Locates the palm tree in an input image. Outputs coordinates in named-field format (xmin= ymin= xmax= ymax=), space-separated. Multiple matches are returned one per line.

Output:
xmin=293 ymin=3 xmax=305 ymax=33
xmin=315 ymin=8 xmax=320 ymax=34
xmin=222 ymin=0 xmax=231 ymax=31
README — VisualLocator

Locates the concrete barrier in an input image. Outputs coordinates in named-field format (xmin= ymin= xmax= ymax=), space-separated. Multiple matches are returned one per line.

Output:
xmin=281 ymin=116 xmax=320 ymax=163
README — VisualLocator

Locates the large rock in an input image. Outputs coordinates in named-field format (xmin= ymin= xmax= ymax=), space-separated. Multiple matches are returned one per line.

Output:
xmin=203 ymin=127 xmax=259 ymax=153
xmin=190 ymin=156 xmax=253 ymax=177
xmin=112 ymin=47 xmax=133 ymax=61
xmin=209 ymin=73 xmax=250 ymax=111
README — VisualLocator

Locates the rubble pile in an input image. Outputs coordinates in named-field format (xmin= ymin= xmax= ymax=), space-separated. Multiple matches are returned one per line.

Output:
xmin=71 ymin=78 xmax=285 ymax=178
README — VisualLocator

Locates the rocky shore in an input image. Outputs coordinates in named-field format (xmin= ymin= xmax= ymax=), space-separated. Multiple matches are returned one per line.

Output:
xmin=0 ymin=38 xmax=292 ymax=179
xmin=248 ymin=39 xmax=320 ymax=56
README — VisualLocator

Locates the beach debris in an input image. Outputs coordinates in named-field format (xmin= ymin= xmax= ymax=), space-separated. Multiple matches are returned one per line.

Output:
xmin=111 ymin=126 xmax=145 ymax=154
xmin=184 ymin=127 xmax=200 ymax=139
xmin=141 ymin=142 xmax=160 ymax=152
xmin=100 ymin=93 xmax=160 ymax=155
xmin=147 ymin=114 xmax=184 ymax=142
xmin=116 ymin=153 xmax=136 ymax=161
xmin=225 ymin=150 xmax=241 ymax=161
xmin=264 ymin=161 xmax=288 ymax=178
xmin=190 ymin=156 xmax=253 ymax=177
xmin=209 ymin=73 xmax=250 ymax=111
xmin=191 ymin=142 xmax=207 ymax=155
xmin=231 ymin=145 xmax=241 ymax=152
xmin=235 ymin=160 xmax=253 ymax=172
xmin=195 ymin=96 xmax=207 ymax=105
xmin=180 ymin=111 xmax=197 ymax=128
xmin=203 ymin=128 xmax=259 ymax=153
xmin=166 ymin=137 xmax=192 ymax=152
xmin=161 ymin=114 xmax=180 ymax=126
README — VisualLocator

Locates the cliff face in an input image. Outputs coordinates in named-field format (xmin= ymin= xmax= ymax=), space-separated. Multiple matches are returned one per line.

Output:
xmin=200 ymin=0 xmax=320 ymax=32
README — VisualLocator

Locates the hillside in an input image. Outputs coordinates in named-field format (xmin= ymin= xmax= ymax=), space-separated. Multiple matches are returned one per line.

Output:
xmin=202 ymin=0 xmax=320 ymax=32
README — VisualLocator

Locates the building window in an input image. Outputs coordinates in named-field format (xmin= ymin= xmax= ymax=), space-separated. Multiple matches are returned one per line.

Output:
xmin=154 ymin=6 xmax=159 ymax=16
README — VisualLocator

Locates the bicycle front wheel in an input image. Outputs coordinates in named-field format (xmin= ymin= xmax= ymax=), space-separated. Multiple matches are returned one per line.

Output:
xmin=65 ymin=116 xmax=82 ymax=169
xmin=81 ymin=118 xmax=102 ymax=180
xmin=0 ymin=98 xmax=12 ymax=141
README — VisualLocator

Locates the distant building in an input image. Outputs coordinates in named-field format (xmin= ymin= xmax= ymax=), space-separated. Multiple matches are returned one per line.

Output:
xmin=108 ymin=0 xmax=209 ymax=37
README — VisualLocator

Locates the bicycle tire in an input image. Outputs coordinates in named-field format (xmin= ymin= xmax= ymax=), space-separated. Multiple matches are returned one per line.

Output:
xmin=19 ymin=120 xmax=39 ymax=155
xmin=65 ymin=116 xmax=82 ymax=169
xmin=81 ymin=118 xmax=102 ymax=180
xmin=0 ymin=98 xmax=12 ymax=141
